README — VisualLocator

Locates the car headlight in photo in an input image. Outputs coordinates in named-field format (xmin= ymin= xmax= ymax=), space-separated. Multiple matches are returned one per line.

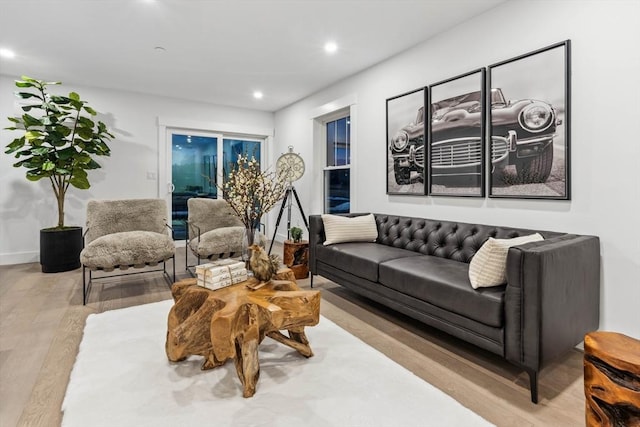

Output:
xmin=391 ymin=131 xmax=409 ymax=151
xmin=518 ymin=102 xmax=554 ymax=133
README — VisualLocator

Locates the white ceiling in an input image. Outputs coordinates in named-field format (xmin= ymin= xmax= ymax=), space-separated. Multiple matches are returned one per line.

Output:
xmin=0 ymin=0 xmax=507 ymax=112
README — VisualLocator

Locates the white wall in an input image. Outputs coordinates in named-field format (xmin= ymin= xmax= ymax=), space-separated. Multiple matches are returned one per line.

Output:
xmin=273 ymin=0 xmax=640 ymax=338
xmin=0 ymin=76 xmax=274 ymax=264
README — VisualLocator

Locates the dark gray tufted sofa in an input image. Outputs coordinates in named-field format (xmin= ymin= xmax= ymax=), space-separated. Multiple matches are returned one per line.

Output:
xmin=309 ymin=213 xmax=600 ymax=403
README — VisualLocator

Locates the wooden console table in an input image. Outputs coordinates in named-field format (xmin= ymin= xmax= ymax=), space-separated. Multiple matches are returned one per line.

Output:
xmin=584 ymin=331 xmax=640 ymax=426
xmin=165 ymin=269 xmax=321 ymax=397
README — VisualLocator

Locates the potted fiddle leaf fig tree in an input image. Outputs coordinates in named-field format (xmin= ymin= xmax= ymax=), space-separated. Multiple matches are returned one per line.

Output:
xmin=4 ymin=76 xmax=114 ymax=272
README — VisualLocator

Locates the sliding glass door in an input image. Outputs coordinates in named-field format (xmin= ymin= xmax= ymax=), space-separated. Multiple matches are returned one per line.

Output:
xmin=169 ymin=131 xmax=263 ymax=240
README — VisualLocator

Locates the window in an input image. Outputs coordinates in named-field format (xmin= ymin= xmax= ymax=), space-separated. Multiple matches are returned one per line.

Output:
xmin=324 ymin=116 xmax=350 ymax=214
xmin=170 ymin=132 xmax=262 ymax=240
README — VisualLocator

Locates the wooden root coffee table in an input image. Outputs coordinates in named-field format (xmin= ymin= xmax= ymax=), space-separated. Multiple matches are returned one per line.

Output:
xmin=165 ymin=268 xmax=320 ymax=397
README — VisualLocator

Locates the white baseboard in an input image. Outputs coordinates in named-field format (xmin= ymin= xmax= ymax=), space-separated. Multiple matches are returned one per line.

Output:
xmin=0 ymin=251 xmax=39 ymax=266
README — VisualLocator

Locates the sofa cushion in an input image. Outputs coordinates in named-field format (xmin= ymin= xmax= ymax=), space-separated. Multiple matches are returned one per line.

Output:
xmin=378 ymin=256 xmax=505 ymax=327
xmin=315 ymin=242 xmax=421 ymax=282
xmin=80 ymin=231 xmax=175 ymax=271
xmin=469 ymin=233 xmax=543 ymax=288
xmin=322 ymin=213 xmax=378 ymax=245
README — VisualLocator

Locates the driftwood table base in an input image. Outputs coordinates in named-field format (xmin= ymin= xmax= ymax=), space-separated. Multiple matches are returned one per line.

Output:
xmin=584 ymin=331 xmax=640 ymax=427
xmin=165 ymin=269 xmax=320 ymax=397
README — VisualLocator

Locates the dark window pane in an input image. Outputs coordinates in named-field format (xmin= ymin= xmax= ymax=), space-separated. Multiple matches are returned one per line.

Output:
xmin=324 ymin=169 xmax=350 ymax=214
xmin=223 ymin=139 xmax=261 ymax=184
xmin=326 ymin=116 xmax=350 ymax=167
xmin=172 ymin=134 xmax=218 ymax=240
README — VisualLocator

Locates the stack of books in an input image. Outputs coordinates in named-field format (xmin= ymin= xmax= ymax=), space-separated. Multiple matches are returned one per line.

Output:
xmin=195 ymin=259 xmax=248 ymax=290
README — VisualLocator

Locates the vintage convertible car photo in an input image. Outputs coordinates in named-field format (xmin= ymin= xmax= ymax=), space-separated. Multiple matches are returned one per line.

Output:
xmin=389 ymin=88 xmax=560 ymax=186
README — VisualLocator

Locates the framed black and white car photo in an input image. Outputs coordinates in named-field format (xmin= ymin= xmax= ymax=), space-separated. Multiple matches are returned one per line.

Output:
xmin=386 ymin=87 xmax=427 ymax=195
xmin=428 ymin=68 xmax=486 ymax=197
xmin=488 ymin=40 xmax=571 ymax=199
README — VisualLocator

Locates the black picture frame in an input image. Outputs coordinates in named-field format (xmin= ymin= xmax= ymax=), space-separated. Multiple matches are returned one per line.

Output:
xmin=488 ymin=40 xmax=571 ymax=199
xmin=386 ymin=87 xmax=427 ymax=195
xmin=428 ymin=68 xmax=486 ymax=197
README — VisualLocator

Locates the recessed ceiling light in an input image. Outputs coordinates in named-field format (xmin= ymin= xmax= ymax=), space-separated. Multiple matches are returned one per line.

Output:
xmin=253 ymin=91 xmax=263 ymax=99
xmin=0 ymin=48 xmax=16 ymax=59
xmin=324 ymin=41 xmax=338 ymax=54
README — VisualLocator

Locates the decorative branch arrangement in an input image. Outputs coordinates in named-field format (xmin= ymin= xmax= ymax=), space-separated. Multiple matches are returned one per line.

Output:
xmin=222 ymin=154 xmax=287 ymax=243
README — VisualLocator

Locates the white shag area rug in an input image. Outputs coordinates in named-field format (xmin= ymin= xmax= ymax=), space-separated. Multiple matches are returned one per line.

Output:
xmin=62 ymin=300 xmax=493 ymax=427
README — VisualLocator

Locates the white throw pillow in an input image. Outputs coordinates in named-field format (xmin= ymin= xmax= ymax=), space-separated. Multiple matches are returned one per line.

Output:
xmin=468 ymin=233 xmax=544 ymax=289
xmin=321 ymin=214 xmax=378 ymax=245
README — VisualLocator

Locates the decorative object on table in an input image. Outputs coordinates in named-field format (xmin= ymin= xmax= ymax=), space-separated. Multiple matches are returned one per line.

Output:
xmin=4 ymin=76 xmax=114 ymax=272
xmin=488 ymin=40 xmax=571 ymax=199
xmin=283 ymin=239 xmax=309 ymax=280
xmin=584 ymin=331 xmax=640 ymax=427
xmin=269 ymin=146 xmax=309 ymax=254
xmin=166 ymin=268 xmax=320 ymax=398
xmin=79 ymin=199 xmax=175 ymax=304
xmin=248 ymin=244 xmax=280 ymax=283
xmin=289 ymin=226 xmax=303 ymax=243
xmin=195 ymin=259 xmax=248 ymax=290
xmin=428 ymin=68 xmax=486 ymax=197
xmin=222 ymin=153 xmax=286 ymax=253
xmin=386 ymin=87 xmax=426 ymax=195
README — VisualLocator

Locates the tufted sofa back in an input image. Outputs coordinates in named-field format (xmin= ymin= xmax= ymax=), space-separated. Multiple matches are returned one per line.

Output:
xmin=374 ymin=214 xmax=563 ymax=263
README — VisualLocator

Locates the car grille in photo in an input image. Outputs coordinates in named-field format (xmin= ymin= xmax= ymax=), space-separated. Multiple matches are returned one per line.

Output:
xmin=432 ymin=137 xmax=481 ymax=168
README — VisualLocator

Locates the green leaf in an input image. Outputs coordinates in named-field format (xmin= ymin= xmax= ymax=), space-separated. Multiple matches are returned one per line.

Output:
xmin=5 ymin=137 xmax=26 ymax=153
xmin=31 ymin=147 xmax=49 ymax=155
xmin=56 ymin=147 xmax=76 ymax=160
xmin=78 ymin=116 xmax=95 ymax=128
xmin=69 ymin=99 xmax=84 ymax=110
xmin=49 ymin=95 xmax=70 ymax=105
xmin=26 ymin=169 xmax=46 ymax=181
xmin=68 ymin=92 xmax=80 ymax=101
xmin=15 ymin=92 xmax=43 ymax=100
xmin=25 ymin=130 xmax=41 ymax=141
xmin=21 ymin=113 xmax=41 ymax=127
xmin=7 ymin=117 xmax=20 ymax=123
xmin=83 ymin=106 xmax=97 ymax=115
xmin=77 ymin=128 xmax=94 ymax=140
xmin=42 ymin=161 xmax=55 ymax=171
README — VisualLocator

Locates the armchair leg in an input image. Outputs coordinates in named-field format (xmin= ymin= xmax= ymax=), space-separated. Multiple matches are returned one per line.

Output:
xmin=83 ymin=266 xmax=93 ymax=305
xmin=310 ymin=274 xmax=314 ymax=288
xmin=82 ymin=265 xmax=86 ymax=305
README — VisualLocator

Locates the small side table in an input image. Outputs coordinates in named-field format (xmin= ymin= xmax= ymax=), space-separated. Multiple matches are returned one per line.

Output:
xmin=584 ymin=331 xmax=640 ymax=427
xmin=283 ymin=240 xmax=309 ymax=279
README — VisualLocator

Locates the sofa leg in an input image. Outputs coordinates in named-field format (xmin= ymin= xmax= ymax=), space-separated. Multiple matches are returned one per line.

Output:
xmin=310 ymin=274 xmax=314 ymax=288
xmin=526 ymin=368 xmax=539 ymax=404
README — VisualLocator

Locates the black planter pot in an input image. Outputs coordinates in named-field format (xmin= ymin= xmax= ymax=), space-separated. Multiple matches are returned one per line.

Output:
xmin=40 ymin=226 xmax=83 ymax=273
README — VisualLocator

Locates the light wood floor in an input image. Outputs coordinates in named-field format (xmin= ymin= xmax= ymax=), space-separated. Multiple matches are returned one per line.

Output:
xmin=0 ymin=243 xmax=585 ymax=427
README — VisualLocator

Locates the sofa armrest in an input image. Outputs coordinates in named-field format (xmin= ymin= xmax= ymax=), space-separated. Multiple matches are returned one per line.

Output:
xmin=504 ymin=234 xmax=601 ymax=371
xmin=309 ymin=215 xmax=325 ymax=274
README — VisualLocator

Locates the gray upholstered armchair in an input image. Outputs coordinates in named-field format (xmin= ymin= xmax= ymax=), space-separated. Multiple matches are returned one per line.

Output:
xmin=80 ymin=199 xmax=176 ymax=304
xmin=185 ymin=198 xmax=245 ymax=272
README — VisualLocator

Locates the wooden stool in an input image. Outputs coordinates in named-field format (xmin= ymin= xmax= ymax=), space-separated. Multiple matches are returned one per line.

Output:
xmin=283 ymin=239 xmax=309 ymax=279
xmin=584 ymin=331 xmax=640 ymax=427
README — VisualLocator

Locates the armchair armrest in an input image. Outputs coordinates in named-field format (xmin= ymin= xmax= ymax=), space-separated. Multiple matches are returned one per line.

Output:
xmin=184 ymin=220 xmax=202 ymax=243
xmin=504 ymin=234 xmax=601 ymax=371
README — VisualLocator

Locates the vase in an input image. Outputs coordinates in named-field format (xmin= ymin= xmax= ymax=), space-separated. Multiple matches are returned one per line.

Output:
xmin=242 ymin=227 xmax=260 ymax=268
